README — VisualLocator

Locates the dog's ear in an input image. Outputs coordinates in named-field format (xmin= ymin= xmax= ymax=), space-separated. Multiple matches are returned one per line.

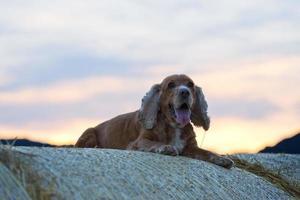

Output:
xmin=139 ymin=84 xmax=161 ymax=129
xmin=191 ymin=86 xmax=210 ymax=131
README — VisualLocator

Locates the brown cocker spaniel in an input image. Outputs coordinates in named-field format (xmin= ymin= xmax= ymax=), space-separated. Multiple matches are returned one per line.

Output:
xmin=76 ymin=74 xmax=234 ymax=169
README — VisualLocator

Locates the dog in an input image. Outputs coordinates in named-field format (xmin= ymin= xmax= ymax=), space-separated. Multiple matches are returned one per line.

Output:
xmin=75 ymin=74 xmax=234 ymax=169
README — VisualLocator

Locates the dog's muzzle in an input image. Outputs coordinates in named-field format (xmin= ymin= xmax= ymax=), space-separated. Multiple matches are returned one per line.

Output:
xmin=172 ymin=86 xmax=193 ymax=127
xmin=179 ymin=87 xmax=190 ymax=99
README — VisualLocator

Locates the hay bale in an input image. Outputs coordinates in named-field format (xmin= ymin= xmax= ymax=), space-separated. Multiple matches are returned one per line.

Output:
xmin=0 ymin=146 xmax=296 ymax=200
xmin=230 ymin=155 xmax=300 ymax=198
xmin=234 ymin=153 xmax=300 ymax=187
xmin=0 ymin=162 xmax=31 ymax=200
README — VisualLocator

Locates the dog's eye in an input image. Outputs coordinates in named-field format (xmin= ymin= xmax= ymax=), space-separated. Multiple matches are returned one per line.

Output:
xmin=187 ymin=81 xmax=194 ymax=88
xmin=168 ymin=82 xmax=176 ymax=89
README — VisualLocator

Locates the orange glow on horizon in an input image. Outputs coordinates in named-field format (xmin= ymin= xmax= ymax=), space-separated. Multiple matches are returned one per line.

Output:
xmin=1 ymin=115 xmax=299 ymax=154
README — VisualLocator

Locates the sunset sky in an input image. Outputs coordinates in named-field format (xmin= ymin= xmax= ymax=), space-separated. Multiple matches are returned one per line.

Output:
xmin=0 ymin=1 xmax=299 ymax=154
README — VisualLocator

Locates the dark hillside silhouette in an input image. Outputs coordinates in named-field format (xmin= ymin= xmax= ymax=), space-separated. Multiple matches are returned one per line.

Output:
xmin=0 ymin=139 xmax=54 ymax=147
xmin=260 ymin=133 xmax=300 ymax=154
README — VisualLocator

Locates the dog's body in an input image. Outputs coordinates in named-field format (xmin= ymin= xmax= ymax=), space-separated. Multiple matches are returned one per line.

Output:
xmin=76 ymin=74 xmax=234 ymax=168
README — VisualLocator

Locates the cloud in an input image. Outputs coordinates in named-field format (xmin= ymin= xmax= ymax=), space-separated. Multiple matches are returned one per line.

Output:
xmin=1 ymin=0 xmax=299 ymax=70
xmin=192 ymin=56 xmax=300 ymax=107
xmin=0 ymin=75 xmax=154 ymax=105
xmin=0 ymin=71 xmax=14 ymax=87
xmin=0 ymin=51 xmax=139 ymax=90
xmin=209 ymin=98 xmax=279 ymax=119
xmin=295 ymin=102 xmax=300 ymax=117
xmin=0 ymin=90 xmax=142 ymax=127
xmin=0 ymin=77 xmax=120 ymax=104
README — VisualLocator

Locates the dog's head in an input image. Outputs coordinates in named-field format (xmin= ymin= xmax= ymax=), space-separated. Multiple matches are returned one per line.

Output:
xmin=139 ymin=74 xmax=210 ymax=130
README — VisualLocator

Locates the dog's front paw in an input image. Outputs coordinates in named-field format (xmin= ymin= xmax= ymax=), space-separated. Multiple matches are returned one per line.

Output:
xmin=222 ymin=157 xmax=234 ymax=169
xmin=213 ymin=156 xmax=234 ymax=169
xmin=156 ymin=145 xmax=178 ymax=156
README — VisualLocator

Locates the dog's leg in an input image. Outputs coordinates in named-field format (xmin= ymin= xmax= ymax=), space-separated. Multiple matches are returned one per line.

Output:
xmin=127 ymin=138 xmax=179 ymax=156
xmin=75 ymin=128 xmax=99 ymax=148
xmin=181 ymin=146 xmax=234 ymax=169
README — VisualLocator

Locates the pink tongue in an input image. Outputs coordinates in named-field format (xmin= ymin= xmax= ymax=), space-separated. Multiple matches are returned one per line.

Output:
xmin=175 ymin=109 xmax=191 ymax=126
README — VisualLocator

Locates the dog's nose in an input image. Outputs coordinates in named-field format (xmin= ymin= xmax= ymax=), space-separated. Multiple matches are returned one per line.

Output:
xmin=179 ymin=88 xmax=190 ymax=98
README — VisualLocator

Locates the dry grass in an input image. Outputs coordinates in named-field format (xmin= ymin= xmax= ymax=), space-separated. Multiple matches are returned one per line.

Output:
xmin=231 ymin=156 xmax=300 ymax=199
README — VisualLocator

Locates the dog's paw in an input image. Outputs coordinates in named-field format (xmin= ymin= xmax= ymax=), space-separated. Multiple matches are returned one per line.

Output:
xmin=213 ymin=156 xmax=234 ymax=169
xmin=222 ymin=157 xmax=234 ymax=169
xmin=156 ymin=145 xmax=179 ymax=156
